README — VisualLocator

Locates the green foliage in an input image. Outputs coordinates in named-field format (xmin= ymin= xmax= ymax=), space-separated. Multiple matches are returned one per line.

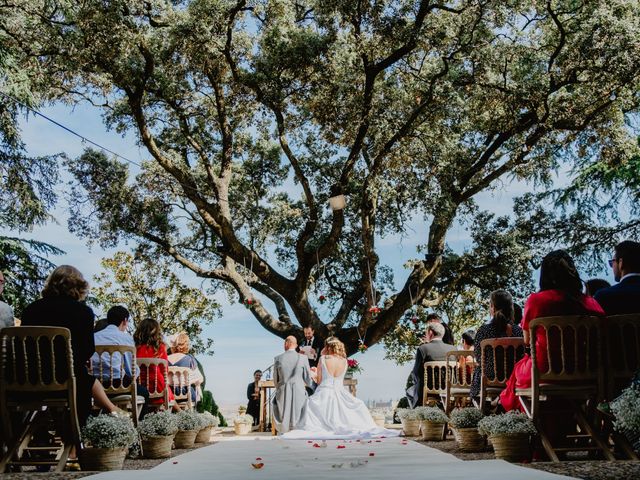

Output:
xmin=198 ymin=390 xmax=227 ymax=427
xmin=0 ymin=237 xmax=63 ymax=316
xmin=91 ymin=251 xmax=220 ymax=354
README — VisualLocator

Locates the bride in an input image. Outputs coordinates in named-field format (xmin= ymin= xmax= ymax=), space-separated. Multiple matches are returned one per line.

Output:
xmin=282 ymin=337 xmax=399 ymax=440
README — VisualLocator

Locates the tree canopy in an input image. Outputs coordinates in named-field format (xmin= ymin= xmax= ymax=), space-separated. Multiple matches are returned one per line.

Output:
xmin=2 ymin=0 xmax=640 ymax=353
xmin=91 ymin=251 xmax=220 ymax=354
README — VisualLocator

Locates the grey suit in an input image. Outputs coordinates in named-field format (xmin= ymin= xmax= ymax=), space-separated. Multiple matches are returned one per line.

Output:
xmin=272 ymin=349 xmax=314 ymax=433
xmin=406 ymin=339 xmax=453 ymax=408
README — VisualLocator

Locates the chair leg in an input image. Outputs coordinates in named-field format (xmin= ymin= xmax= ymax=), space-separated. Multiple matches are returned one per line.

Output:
xmin=574 ymin=407 xmax=615 ymax=461
xmin=534 ymin=417 xmax=560 ymax=462
xmin=54 ymin=443 xmax=72 ymax=472
xmin=611 ymin=432 xmax=639 ymax=460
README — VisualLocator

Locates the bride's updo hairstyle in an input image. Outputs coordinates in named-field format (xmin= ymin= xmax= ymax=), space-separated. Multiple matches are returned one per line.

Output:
xmin=324 ymin=337 xmax=347 ymax=358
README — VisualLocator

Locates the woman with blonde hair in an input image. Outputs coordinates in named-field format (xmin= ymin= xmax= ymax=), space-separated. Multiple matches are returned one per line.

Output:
xmin=21 ymin=266 xmax=122 ymax=427
xmin=168 ymin=332 xmax=204 ymax=404
xmin=282 ymin=336 xmax=399 ymax=439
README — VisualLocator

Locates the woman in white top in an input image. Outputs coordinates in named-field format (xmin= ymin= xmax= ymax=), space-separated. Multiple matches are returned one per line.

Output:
xmin=283 ymin=337 xmax=399 ymax=440
xmin=168 ymin=332 xmax=204 ymax=403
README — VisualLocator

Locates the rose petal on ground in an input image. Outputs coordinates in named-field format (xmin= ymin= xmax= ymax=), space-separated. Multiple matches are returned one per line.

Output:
xmin=251 ymin=463 xmax=265 ymax=469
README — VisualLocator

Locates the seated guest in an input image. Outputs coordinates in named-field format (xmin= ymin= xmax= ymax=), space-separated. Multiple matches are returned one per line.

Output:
xmin=134 ymin=318 xmax=180 ymax=411
xmin=246 ymin=370 xmax=262 ymax=426
xmin=0 ymin=271 xmax=14 ymax=330
xmin=461 ymin=330 xmax=475 ymax=354
xmin=513 ymin=303 xmax=523 ymax=326
xmin=92 ymin=306 xmax=150 ymax=417
xmin=458 ymin=330 xmax=475 ymax=384
xmin=93 ymin=318 xmax=108 ymax=333
xmin=499 ymin=250 xmax=604 ymax=412
xmin=470 ymin=290 xmax=523 ymax=398
xmin=585 ymin=278 xmax=611 ymax=297
xmin=167 ymin=332 xmax=204 ymax=404
xmin=406 ymin=322 xmax=451 ymax=408
xmin=426 ymin=313 xmax=455 ymax=345
xmin=595 ymin=240 xmax=640 ymax=314
xmin=21 ymin=265 xmax=121 ymax=427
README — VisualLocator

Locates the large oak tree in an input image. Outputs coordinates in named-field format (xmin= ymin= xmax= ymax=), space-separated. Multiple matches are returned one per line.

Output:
xmin=3 ymin=0 xmax=640 ymax=353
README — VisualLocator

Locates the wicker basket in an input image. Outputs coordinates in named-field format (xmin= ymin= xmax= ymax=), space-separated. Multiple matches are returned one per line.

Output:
xmin=195 ymin=426 xmax=213 ymax=443
xmin=174 ymin=429 xmax=198 ymax=449
xmin=78 ymin=447 xmax=127 ymax=471
xmin=234 ymin=422 xmax=252 ymax=435
xmin=372 ymin=416 xmax=385 ymax=428
xmin=420 ymin=421 xmax=445 ymax=441
xmin=401 ymin=419 xmax=421 ymax=436
xmin=141 ymin=434 xmax=174 ymax=459
xmin=454 ymin=427 xmax=486 ymax=452
xmin=490 ymin=433 xmax=531 ymax=462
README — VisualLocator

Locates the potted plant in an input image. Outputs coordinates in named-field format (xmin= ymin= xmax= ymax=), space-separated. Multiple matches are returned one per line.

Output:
xmin=611 ymin=384 xmax=640 ymax=452
xmin=370 ymin=410 xmax=386 ymax=428
xmin=195 ymin=411 xmax=220 ymax=443
xmin=174 ymin=410 xmax=202 ymax=449
xmin=478 ymin=411 xmax=537 ymax=462
xmin=345 ymin=359 xmax=362 ymax=379
xmin=415 ymin=406 xmax=449 ymax=441
xmin=234 ymin=413 xmax=254 ymax=435
xmin=79 ymin=414 xmax=137 ymax=471
xmin=449 ymin=408 xmax=486 ymax=452
xmin=138 ymin=410 xmax=178 ymax=459
xmin=396 ymin=408 xmax=421 ymax=436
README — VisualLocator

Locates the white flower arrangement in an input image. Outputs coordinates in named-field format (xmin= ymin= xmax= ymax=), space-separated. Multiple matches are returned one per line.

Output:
xmin=175 ymin=409 xmax=202 ymax=431
xmin=611 ymin=385 xmax=640 ymax=437
xmin=138 ymin=411 xmax=178 ymax=437
xmin=396 ymin=408 xmax=421 ymax=421
xmin=414 ymin=406 xmax=449 ymax=424
xmin=478 ymin=411 xmax=537 ymax=437
xmin=449 ymin=408 xmax=484 ymax=429
xmin=82 ymin=414 xmax=138 ymax=449
xmin=234 ymin=413 xmax=254 ymax=425
xmin=199 ymin=411 xmax=220 ymax=428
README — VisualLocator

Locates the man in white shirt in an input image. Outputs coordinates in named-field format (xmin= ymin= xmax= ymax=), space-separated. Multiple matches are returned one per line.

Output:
xmin=92 ymin=306 xmax=149 ymax=416
xmin=0 ymin=271 xmax=14 ymax=329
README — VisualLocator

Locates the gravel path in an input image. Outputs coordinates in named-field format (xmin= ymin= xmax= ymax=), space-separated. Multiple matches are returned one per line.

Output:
xmin=415 ymin=438 xmax=640 ymax=480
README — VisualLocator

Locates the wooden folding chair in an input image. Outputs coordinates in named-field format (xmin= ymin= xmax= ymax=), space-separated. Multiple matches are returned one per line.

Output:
xmin=423 ymin=361 xmax=448 ymax=406
xmin=168 ymin=366 xmax=193 ymax=410
xmin=93 ymin=345 xmax=144 ymax=425
xmin=476 ymin=337 xmax=525 ymax=414
xmin=136 ymin=357 xmax=169 ymax=411
xmin=445 ymin=350 xmax=476 ymax=414
xmin=603 ymin=314 xmax=640 ymax=460
xmin=0 ymin=327 xmax=81 ymax=472
xmin=516 ymin=315 xmax=614 ymax=462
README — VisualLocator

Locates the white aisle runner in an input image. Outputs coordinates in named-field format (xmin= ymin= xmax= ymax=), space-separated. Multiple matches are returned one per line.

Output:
xmin=87 ymin=435 xmax=575 ymax=480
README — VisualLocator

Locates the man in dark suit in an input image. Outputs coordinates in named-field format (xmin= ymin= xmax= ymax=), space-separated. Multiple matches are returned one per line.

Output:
xmin=298 ymin=326 xmax=323 ymax=369
xmin=406 ymin=322 xmax=453 ymax=408
xmin=595 ymin=240 xmax=640 ymax=315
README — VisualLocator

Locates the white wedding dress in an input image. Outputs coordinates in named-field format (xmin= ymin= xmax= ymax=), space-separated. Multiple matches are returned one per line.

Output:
xmin=281 ymin=355 xmax=400 ymax=440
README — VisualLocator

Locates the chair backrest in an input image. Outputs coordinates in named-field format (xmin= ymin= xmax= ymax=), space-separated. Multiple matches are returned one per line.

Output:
xmin=168 ymin=366 xmax=192 ymax=409
xmin=136 ymin=357 xmax=168 ymax=406
xmin=606 ymin=314 xmax=640 ymax=396
xmin=480 ymin=337 xmax=526 ymax=388
xmin=445 ymin=350 xmax=475 ymax=389
xmin=423 ymin=361 xmax=449 ymax=402
xmin=93 ymin=345 xmax=137 ymax=396
xmin=0 ymin=327 xmax=75 ymax=393
xmin=529 ymin=316 xmax=602 ymax=383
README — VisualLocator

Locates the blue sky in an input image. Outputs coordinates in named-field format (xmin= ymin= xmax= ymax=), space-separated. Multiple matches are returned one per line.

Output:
xmin=7 ymin=101 xmax=548 ymax=406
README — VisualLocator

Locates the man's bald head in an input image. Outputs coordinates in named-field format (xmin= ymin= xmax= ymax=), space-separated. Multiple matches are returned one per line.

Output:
xmin=284 ymin=335 xmax=298 ymax=350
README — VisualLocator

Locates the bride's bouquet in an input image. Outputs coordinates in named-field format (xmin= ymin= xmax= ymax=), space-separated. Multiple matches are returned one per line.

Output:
xmin=347 ymin=359 xmax=363 ymax=375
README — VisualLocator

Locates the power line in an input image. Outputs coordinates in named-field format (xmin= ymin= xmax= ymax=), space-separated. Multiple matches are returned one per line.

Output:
xmin=0 ymin=90 xmax=142 ymax=167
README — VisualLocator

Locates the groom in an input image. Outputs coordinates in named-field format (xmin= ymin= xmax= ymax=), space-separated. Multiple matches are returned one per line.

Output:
xmin=272 ymin=336 xmax=315 ymax=434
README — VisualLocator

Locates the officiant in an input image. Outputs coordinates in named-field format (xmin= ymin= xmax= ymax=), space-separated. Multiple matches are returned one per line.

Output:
xmin=297 ymin=326 xmax=323 ymax=368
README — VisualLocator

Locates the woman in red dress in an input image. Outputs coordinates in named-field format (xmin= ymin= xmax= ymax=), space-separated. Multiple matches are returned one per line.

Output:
xmin=134 ymin=318 xmax=180 ymax=411
xmin=499 ymin=250 xmax=605 ymax=412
